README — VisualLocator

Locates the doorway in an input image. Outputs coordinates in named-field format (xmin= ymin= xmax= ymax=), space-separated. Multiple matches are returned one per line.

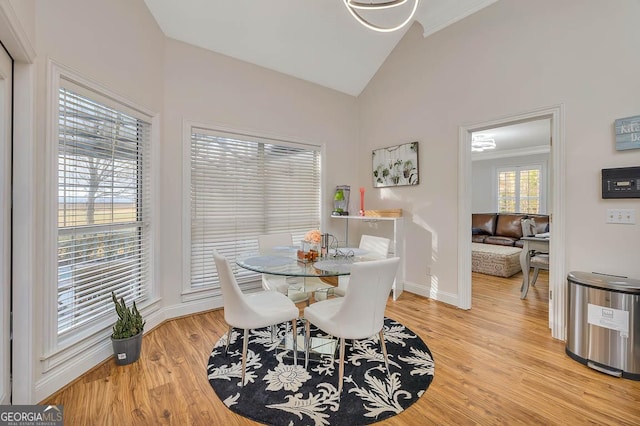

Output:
xmin=0 ymin=41 xmax=12 ymax=404
xmin=471 ymin=119 xmax=551 ymax=305
xmin=458 ymin=105 xmax=567 ymax=340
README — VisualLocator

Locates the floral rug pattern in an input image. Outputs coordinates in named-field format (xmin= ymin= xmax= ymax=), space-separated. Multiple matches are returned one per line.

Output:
xmin=207 ymin=318 xmax=434 ymax=426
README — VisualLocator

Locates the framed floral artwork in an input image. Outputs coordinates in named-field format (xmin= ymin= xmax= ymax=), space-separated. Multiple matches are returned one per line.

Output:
xmin=372 ymin=141 xmax=419 ymax=187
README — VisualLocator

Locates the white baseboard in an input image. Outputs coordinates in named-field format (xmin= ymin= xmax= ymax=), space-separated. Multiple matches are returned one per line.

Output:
xmin=403 ymin=280 xmax=459 ymax=307
xmin=35 ymin=337 xmax=112 ymax=403
xmin=33 ymin=296 xmax=228 ymax=402
xmin=37 ymin=282 xmax=463 ymax=402
xmin=403 ymin=281 xmax=430 ymax=298
xmin=164 ymin=295 xmax=224 ymax=319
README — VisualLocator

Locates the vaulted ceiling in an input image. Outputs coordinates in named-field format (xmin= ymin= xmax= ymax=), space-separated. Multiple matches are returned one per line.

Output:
xmin=144 ymin=0 xmax=498 ymax=96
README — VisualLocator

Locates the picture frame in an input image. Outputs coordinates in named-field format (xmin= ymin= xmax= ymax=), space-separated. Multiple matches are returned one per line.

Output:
xmin=615 ymin=114 xmax=640 ymax=151
xmin=372 ymin=141 xmax=419 ymax=188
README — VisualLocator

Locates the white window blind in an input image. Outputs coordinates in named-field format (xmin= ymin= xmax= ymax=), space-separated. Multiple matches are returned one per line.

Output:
xmin=496 ymin=165 xmax=541 ymax=214
xmin=57 ymin=84 xmax=151 ymax=336
xmin=190 ymin=129 xmax=321 ymax=289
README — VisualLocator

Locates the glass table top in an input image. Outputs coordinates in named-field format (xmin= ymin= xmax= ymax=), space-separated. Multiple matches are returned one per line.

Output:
xmin=236 ymin=251 xmax=357 ymax=277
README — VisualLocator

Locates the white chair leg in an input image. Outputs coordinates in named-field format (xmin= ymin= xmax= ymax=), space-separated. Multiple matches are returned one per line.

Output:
xmin=241 ymin=328 xmax=249 ymax=387
xmin=379 ymin=330 xmax=390 ymax=377
xmin=304 ymin=320 xmax=311 ymax=369
xmin=224 ymin=325 xmax=233 ymax=355
xmin=531 ymin=267 xmax=540 ymax=286
xmin=338 ymin=338 xmax=346 ymax=394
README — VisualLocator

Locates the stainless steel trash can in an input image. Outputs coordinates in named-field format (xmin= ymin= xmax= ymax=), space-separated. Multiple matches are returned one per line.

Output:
xmin=566 ymin=271 xmax=640 ymax=380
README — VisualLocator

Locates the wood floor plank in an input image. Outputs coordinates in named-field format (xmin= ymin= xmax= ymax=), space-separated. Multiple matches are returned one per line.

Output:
xmin=42 ymin=270 xmax=640 ymax=425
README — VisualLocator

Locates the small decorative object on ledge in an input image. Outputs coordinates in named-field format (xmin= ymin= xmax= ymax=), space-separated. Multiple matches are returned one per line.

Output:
xmin=364 ymin=209 xmax=403 ymax=217
xmin=332 ymin=185 xmax=350 ymax=216
xmin=372 ymin=141 xmax=419 ymax=187
xmin=359 ymin=187 xmax=365 ymax=216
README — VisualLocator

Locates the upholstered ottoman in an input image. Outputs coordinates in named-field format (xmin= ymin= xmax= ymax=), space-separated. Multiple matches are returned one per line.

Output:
xmin=471 ymin=242 xmax=522 ymax=277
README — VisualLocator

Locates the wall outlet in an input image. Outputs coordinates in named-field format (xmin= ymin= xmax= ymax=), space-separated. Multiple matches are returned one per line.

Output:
xmin=606 ymin=208 xmax=636 ymax=224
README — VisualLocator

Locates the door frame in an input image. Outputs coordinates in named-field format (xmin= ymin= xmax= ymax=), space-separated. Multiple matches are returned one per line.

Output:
xmin=458 ymin=104 xmax=567 ymax=340
xmin=0 ymin=35 xmax=12 ymax=406
xmin=1 ymin=1 xmax=37 ymax=403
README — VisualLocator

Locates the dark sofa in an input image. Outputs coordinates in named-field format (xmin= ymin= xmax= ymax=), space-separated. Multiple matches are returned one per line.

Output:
xmin=472 ymin=213 xmax=549 ymax=248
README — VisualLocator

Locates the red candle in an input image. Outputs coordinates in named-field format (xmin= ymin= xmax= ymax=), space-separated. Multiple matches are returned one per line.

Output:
xmin=359 ymin=187 xmax=365 ymax=216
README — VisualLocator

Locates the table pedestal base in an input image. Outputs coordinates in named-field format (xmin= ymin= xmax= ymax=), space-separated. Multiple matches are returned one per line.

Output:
xmin=280 ymin=330 xmax=338 ymax=363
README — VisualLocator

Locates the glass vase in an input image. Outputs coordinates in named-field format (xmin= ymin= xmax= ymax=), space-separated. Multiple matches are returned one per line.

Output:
xmin=297 ymin=240 xmax=319 ymax=262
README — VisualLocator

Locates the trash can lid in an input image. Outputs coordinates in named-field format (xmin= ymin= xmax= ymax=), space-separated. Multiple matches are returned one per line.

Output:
xmin=568 ymin=271 xmax=640 ymax=293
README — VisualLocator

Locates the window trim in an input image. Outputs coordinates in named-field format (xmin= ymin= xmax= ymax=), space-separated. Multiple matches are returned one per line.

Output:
xmin=493 ymin=162 xmax=546 ymax=214
xmin=181 ymin=120 xmax=324 ymax=302
xmin=43 ymin=60 xmax=160 ymax=370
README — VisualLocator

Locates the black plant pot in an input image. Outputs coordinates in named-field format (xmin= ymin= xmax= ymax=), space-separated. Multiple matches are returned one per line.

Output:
xmin=111 ymin=332 xmax=143 ymax=366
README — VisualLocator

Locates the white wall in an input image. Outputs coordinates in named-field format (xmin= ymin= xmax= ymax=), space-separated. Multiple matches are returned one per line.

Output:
xmin=8 ymin=0 xmax=640 ymax=402
xmin=358 ymin=0 xmax=640 ymax=301
xmin=28 ymin=0 xmax=167 ymax=402
xmin=160 ymin=39 xmax=359 ymax=312
xmin=472 ymin=153 xmax=549 ymax=213
xmin=7 ymin=0 xmax=359 ymax=402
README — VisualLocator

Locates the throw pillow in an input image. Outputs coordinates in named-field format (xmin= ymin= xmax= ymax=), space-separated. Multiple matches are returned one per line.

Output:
xmin=472 ymin=227 xmax=489 ymax=235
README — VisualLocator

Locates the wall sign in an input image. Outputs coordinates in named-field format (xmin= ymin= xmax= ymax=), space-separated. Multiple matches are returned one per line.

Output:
xmin=615 ymin=115 xmax=640 ymax=151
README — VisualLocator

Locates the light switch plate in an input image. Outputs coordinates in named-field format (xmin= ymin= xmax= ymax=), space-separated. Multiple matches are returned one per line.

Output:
xmin=606 ymin=208 xmax=636 ymax=224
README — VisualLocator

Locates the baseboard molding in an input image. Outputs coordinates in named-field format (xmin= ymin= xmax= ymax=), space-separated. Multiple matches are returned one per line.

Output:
xmin=164 ymin=295 xmax=224 ymax=319
xmin=403 ymin=280 xmax=459 ymax=307
xmin=35 ymin=336 xmax=112 ymax=403
xmin=34 ymin=297 xmax=227 ymax=402
xmin=39 ymin=282 xmax=465 ymax=402
xmin=403 ymin=281 xmax=430 ymax=298
xmin=35 ymin=307 xmax=166 ymax=403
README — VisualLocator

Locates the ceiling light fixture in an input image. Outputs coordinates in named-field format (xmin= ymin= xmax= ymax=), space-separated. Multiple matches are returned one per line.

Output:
xmin=471 ymin=135 xmax=496 ymax=152
xmin=343 ymin=0 xmax=420 ymax=33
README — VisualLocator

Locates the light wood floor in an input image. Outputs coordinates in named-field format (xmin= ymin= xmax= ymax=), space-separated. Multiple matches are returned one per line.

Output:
xmin=43 ymin=271 xmax=640 ymax=425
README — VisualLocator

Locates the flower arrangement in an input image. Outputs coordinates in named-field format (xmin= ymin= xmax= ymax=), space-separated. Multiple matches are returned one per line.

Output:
xmin=298 ymin=230 xmax=322 ymax=262
xmin=304 ymin=229 xmax=322 ymax=244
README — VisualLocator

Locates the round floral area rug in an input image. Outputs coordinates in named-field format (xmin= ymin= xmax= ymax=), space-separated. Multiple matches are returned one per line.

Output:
xmin=207 ymin=318 xmax=435 ymax=426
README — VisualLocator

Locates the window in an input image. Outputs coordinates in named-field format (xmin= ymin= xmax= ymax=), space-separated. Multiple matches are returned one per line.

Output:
xmin=56 ymin=81 xmax=152 ymax=336
xmin=188 ymin=127 xmax=320 ymax=291
xmin=496 ymin=165 xmax=542 ymax=214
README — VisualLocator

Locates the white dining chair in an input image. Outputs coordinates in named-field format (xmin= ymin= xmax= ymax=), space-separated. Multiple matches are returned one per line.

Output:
xmin=331 ymin=235 xmax=391 ymax=297
xmin=530 ymin=253 xmax=549 ymax=286
xmin=257 ymin=233 xmax=310 ymax=305
xmin=303 ymin=256 xmax=400 ymax=394
xmin=213 ymin=249 xmax=300 ymax=387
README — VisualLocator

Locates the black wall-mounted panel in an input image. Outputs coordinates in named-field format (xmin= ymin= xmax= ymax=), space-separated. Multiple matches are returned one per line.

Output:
xmin=602 ymin=167 xmax=640 ymax=198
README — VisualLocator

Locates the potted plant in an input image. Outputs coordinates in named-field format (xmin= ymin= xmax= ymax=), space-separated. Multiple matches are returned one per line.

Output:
xmin=403 ymin=159 xmax=414 ymax=178
xmin=111 ymin=291 xmax=145 ymax=366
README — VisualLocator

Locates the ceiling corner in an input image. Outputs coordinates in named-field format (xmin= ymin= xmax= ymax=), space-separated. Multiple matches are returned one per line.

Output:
xmin=415 ymin=0 xmax=498 ymax=38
